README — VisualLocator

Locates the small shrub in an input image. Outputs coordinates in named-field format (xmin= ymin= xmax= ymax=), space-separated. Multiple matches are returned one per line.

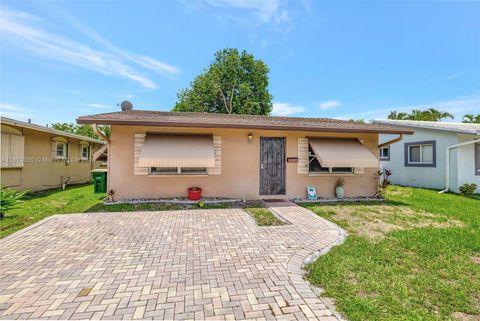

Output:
xmin=107 ymin=189 xmax=116 ymax=202
xmin=336 ymin=177 xmax=345 ymax=187
xmin=375 ymin=169 xmax=392 ymax=198
xmin=459 ymin=183 xmax=477 ymax=196
xmin=1 ymin=185 xmax=28 ymax=219
xmin=197 ymin=200 xmax=206 ymax=208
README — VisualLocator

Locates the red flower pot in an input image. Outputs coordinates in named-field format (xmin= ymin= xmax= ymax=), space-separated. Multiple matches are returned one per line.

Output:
xmin=187 ymin=187 xmax=202 ymax=201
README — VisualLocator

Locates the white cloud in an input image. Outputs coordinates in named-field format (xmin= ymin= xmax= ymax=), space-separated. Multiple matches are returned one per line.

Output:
xmin=86 ymin=103 xmax=112 ymax=109
xmin=205 ymin=0 xmax=281 ymax=23
xmin=61 ymin=13 xmax=180 ymax=76
xmin=115 ymin=93 xmax=134 ymax=99
xmin=334 ymin=96 xmax=480 ymax=122
xmin=197 ymin=0 xmax=294 ymax=32
xmin=0 ymin=103 xmax=34 ymax=120
xmin=443 ymin=71 xmax=463 ymax=80
xmin=319 ymin=100 xmax=341 ymax=110
xmin=272 ymin=102 xmax=305 ymax=116
xmin=0 ymin=7 xmax=179 ymax=89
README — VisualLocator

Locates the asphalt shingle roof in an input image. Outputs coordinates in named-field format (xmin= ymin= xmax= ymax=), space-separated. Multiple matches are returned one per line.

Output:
xmin=372 ymin=119 xmax=480 ymax=135
xmin=77 ymin=110 xmax=413 ymax=134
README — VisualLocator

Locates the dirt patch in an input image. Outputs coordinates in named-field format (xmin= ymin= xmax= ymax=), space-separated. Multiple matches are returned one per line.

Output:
xmin=451 ymin=312 xmax=480 ymax=321
xmin=328 ymin=205 xmax=464 ymax=239
xmin=357 ymin=289 xmax=377 ymax=299
xmin=388 ymin=189 xmax=412 ymax=197
xmin=470 ymin=256 xmax=480 ymax=265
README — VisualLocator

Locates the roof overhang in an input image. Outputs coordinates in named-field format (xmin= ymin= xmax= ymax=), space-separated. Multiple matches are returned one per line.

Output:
xmin=77 ymin=118 xmax=413 ymax=135
xmin=2 ymin=116 xmax=105 ymax=144
xmin=372 ymin=120 xmax=480 ymax=135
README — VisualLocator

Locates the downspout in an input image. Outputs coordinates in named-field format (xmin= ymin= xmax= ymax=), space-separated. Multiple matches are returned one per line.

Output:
xmin=439 ymin=138 xmax=480 ymax=193
xmin=378 ymin=134 xmax=404 ymax=148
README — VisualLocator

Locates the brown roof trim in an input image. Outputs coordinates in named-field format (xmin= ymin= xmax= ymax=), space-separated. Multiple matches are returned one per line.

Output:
xmin=77 ymin=118 xmax=412 ymax=134
xmin=2 ymin=116 xmax=105 ymax=144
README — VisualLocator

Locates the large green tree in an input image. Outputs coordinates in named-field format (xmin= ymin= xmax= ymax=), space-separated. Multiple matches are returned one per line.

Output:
xmin=462 ymin=114 xmax=480 ymax=124
xmin=173 ymin=48 xmax=273 ymax=115
xmin=51 ymin=123 xmax=110 ymax=139
xmin=387 ymin=108 xmax=453 ymax=121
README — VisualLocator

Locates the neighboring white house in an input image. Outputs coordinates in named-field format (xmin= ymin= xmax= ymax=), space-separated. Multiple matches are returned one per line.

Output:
xmin=372 ymin=120 xmax=480 ymax=193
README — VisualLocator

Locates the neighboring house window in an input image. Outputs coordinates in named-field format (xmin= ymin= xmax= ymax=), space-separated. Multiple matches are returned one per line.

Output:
xmin=81 ymin=145 xmax=90 ymax=160
xmin=404 ymin=141 xmax=436 ymax=167
xmin=308 ymin=146 xmax=354 ymax=174
xmin=1 ymin=133 xmax=25 ymax=168
xmin=475 ymin=143 xmax=480 ymax=176
xmin=55 ymin=142 xmax=67 ymax=159
xmin=149 ymin=167 xmax=208 ymax=175
xmin=379 ymin=146 xmax=390 ymax=161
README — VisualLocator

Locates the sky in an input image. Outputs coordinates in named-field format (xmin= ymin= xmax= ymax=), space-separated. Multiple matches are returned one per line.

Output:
xmin=0 ymin=0 xmax=479 ymax=125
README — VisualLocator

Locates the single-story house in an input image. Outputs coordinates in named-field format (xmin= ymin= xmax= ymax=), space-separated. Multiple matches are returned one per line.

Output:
xmin=77 ymin=109 xmax=412 ymax=200
xmin=1 ymin=116 xmax=105 ymax=191
xmin=372 ymin=119 xmax=480 ymax=193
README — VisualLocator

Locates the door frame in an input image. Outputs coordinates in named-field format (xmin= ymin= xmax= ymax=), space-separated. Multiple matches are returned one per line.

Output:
xmin=259 ymin=136 xmax=286 ymax=196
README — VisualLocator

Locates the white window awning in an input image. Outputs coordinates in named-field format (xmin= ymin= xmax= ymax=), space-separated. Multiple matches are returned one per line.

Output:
xmin=309 ymin=138 xmax=379 ymax=168
xmin=138 ymin=134 xmax=215 ymax=168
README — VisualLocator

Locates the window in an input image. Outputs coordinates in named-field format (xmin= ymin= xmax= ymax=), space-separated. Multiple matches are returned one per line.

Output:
xmin=409 ymin=145 xmax=432 ymax=163
xmin=1 ymin=133 xmax=25 ymax=168
xmin=404 ymin=141 xmax=436 ymax=167
xmin=80 ymin=145 xmax=89 ymax=160
xmin=379 ymin=146 xmax=390 ymax=161
xmin=308 ymin=146 xmax=353 ymax=174
xmin=149 ymin=167 xmax=207 ymax=175
xmin=331 ymin=167 xmax=354 ymax=173
xmin=55 ymin=142 xmax=67 ymax=159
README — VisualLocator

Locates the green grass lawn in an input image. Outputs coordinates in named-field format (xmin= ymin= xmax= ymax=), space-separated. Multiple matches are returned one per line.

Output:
xmin=1 ymin=184 xmax=104 ymax=238
xmin=302 ymin=185 xmax=480 ymax=321
xmin=2 ymin=184 xmax=478 ymax=320
xmin=245 ymin=207 xmax=285 ymax=226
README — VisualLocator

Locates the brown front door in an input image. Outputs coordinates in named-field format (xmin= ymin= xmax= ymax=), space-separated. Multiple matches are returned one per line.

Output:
xmin=260 ymin=137 xmax=286 ymax=195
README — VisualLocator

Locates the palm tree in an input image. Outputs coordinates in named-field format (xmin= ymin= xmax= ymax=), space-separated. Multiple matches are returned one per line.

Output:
xmin=387 ymin=111 xmax=409 ymax=120
xmin=462 ymin=114 xmax=480 ymax=124
xmin=426 ymin=108 xmax=453 ymax=121
xmin=408 ymin=109 xmax=429 ymax=121
xmin=387 ymin=108 xmax=454 ymax=121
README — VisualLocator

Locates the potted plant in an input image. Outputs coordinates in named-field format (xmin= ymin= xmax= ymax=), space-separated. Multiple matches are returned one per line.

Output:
xmin=187 ymin=187 xmax=202 ymax=201
xmin=335 ymin=178 xmax=345 ymax=198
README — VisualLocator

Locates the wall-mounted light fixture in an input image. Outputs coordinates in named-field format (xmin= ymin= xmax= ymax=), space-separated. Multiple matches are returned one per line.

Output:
xmin=247 ymin=133 xmax=253 ymax=143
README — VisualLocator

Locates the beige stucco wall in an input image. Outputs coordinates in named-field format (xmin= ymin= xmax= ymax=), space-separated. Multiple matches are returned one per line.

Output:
xmin=109 ymin=125 xmax=379 ymax=200
xmin=1 ymin=126 xmax=104 ymax=191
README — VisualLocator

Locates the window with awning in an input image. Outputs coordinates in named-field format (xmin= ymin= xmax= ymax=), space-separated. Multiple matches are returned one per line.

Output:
xmin=308 ymin=138 xmax=378 ymax=173
xmin=138 ymin=134 xmax=216 ymax=175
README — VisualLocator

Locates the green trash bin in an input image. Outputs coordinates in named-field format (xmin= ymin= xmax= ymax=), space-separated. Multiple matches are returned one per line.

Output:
xmin=91 ymin=169 xmax=107 ymax=193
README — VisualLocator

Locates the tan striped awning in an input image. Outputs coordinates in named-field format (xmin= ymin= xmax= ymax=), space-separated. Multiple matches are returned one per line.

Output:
xmin=138 ymin=134 xmax=215 ymax=168
xmin=309 ymin=138 xmax=379 ymax=168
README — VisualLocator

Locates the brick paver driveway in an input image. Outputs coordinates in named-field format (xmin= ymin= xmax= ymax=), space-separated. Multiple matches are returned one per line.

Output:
xmin=0 ymin=203 xmax=345 ymax=320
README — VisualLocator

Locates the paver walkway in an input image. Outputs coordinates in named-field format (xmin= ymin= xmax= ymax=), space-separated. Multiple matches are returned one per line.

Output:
xmin=0 ymin=203 xmax=345 ymax=320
